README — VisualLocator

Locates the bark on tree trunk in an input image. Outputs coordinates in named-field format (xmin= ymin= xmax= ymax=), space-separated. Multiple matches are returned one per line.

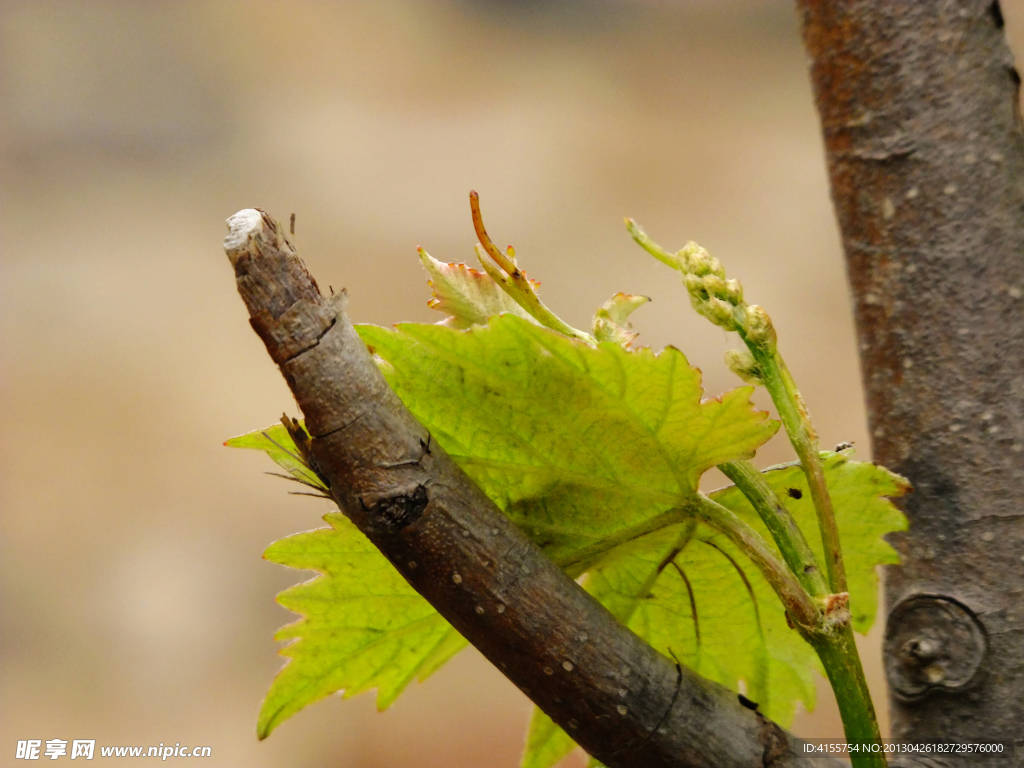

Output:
xmin=796 ymin=0 xmax=1024 ymax=761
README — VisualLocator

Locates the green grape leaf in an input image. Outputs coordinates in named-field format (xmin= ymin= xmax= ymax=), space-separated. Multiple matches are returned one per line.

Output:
xmin=236 ymin=315 xmax=777 ymax=745
xmin=256 ymin=512 xmax=467 ymax=739
xmin=232 ymin=311 xmax=776 ymax=742
xmin=522 ymin=455 xmax=907 ymax=768
xmin=357 ymin=315 xmax=779 ymax=572
xmin=587 ymin=523 xmax=817 ymax=726
xmin=228 ymin=423 xmax=469 ymax=737
xmin=527 ymin=521 xmax=816 ymax=767
xmin=355 ymin=315 xmax=780 ymax=768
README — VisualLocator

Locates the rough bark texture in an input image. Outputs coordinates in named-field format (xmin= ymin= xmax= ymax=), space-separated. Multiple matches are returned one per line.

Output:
xmin=224 ymin=209 xmax=847 ymax=768
xmin=797 ymin=0 xmax=1024 ymax=760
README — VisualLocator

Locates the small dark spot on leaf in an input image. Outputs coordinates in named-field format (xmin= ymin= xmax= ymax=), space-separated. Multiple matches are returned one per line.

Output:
xmin=738 ymin=693 xmax=759 ymax=711
xmin=787 ymin=488 xmax=803 ymax=500
xmin=366 ymin=344 xmax=376 ymax=355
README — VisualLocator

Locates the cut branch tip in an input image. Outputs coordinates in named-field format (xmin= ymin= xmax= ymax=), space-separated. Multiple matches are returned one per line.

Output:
xmin=223 ymin=208 xmax=265 ymax=253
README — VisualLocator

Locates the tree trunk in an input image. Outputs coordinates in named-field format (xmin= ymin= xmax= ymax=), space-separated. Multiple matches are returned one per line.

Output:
xmin=796 ymin=0 xmax=1024 ymax=760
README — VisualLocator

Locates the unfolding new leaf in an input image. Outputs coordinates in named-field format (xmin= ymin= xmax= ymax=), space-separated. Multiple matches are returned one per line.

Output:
xmin=225 ymin=423 xmax=328 ymax=493
xmin=420 ymin=249 xmax=537 ymax=329
xmin=591 ymin=292 xmax=649 ymax=347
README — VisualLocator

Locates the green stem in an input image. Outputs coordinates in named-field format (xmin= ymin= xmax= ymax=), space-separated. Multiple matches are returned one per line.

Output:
xmin=624 ymin=218 xmax=685 ymax=270
xmin=742 ymin=347 xmax=880 ymax=761
xmin=722 ymin=457 xmax=883 ymax=763
xmin=808 ymin=626 xmax=887 ymax=768
xmin=718 ymin=459 xmax=829 ymax=597
xmin=626 ymin=225 xmax=881 ymax=755
xmin=749 ymin=348 xmax=847 ymax=593
xmin=694 ymin=495 xmax=819 ymax=629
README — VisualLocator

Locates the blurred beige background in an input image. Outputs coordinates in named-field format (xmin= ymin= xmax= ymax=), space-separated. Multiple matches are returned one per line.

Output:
xmin=4 ymin=2 xmax=1022 ymax=766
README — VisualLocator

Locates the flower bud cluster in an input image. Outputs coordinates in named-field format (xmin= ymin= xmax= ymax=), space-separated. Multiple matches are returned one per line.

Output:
xmin=743 ymin=304 xmax=777 ymax=352
xmin=676 ymin=241 xmax=776 ymax=352
xmin=678 ymin=242 xmax=725 ymax=279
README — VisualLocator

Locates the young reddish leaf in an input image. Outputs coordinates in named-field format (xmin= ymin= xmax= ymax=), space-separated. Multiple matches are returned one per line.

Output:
xmin=419 ymin=248 xmax=536 ymax=329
